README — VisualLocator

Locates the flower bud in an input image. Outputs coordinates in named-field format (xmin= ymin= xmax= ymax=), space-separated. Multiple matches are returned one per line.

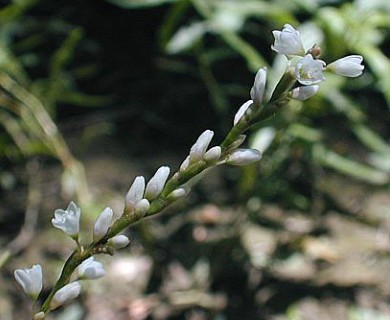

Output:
xmin=180 ymin=156 xmax=190 ymax=172
xmin=108 ymin=235 xmax=130 ymax=249
xmin=78 ymin=257 xmax=106 ymax=280
xmin=125 ymin=176 xmax=145 ymax=209
xmin=135 ymin=198 xmax=150 ymax=216
xmin=189 ymin=130 xmax=214 ymax=163
xmin=250 ymin=67 xmax=267 ymax=105
xmin=145 ymin=166 xmax=170 ymax=200
xmin=52 ymin=202 xmax=81 ymax=238
xmin=33 ymin=312 xmax=45 ymax=320
xmin=168 ymin=187 xmax=188 ymax=200
xmin=50 ymin=281 xmax=81 ymax=310
xmin=14 ymin=264 xmax=43 ymax=300
xmin=234 ymin=100 xmax=253 ymax=126
xmin=271 ymin=24 xmax=305 ymax=56
xmin=327 ymin=55 xmax=364 ymax=77
xmin=227 ymin=148 xmax=262 ymax=166
xmin=290 ymin=85 xmax=319 ymax=100
xmin=93 ymin=207 xmax=113 ymax=241
xmin=204 ymin=146 xmax=222 ymax=162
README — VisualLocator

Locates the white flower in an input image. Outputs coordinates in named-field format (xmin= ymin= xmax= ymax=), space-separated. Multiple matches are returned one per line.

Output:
xmin=234 ymin=100 xmax=253 ymax=126
xmin=227 ymin=148 xmax=262 ymax=166
xmin=145 ymin=166 xmax=170 ymax=200
xmin=14 ymin=264 xmax=42 ymax=299
xmin=93 ymin=207 xmax=113 ymax=241
xmin=327 ymin=55 xmax=364 ymax=77
xmin=295 ymin=54 xmax=326 ymax=85
xmin=108 ymin=235 xmax=130 ymax=249
xmin=189 ymin=130 xmax=214 ymax=163
xmin=271 ymin=24 xmax=305 ymax=56
xmin=135 ymin=198 xmax=150 ymax=216
xmin=290 ymin=85 xmax=319 ymax=100
xmin=52 ymin=202 xmax=81 ymax=238
xmin=33 ymin=312 xmax=45 ymax=320
xmin=203 ymin=146 xmax=222 ymax=162
xmin=125 ymin=176 xmax=145 ymax=209
xmin=50 ymin=281 xmax=81 ymax=310
xmin=250 ymin=67 xmax=267 ymax=104
xmin=179 ymin=155 xmax=190 ymax=172
xmin=78 ymin=257 xmax=106 ymax=280
xmin=168 ymin=187 xmax=188 ymax=199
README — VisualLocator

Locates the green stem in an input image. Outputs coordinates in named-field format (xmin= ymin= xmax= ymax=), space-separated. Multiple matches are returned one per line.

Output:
xmin=40 ymin=250 xmax=91 ymax=313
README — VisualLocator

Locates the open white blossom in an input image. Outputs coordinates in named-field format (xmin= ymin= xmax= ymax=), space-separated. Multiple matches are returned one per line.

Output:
xmin=327 ymin=55 xmax=364 ymax=77
xmin=78 ymin=257 xmax=106 ymax=280
xmin=272 ymin=24 xmax=305 ymax=56
xmin=52 ymin=202 xmax=81 ymax=238
xmin=93 ymin=207 xmax=113 ymax=241
xmin=295 ymin=54 xmax=326 ymax=85
xmin=14 ymin=264 xmax=42 ymax=299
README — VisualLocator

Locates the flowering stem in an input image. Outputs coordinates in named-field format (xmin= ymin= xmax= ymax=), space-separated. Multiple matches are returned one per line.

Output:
xmin=40 ymin=250 xmax=91 ymax=313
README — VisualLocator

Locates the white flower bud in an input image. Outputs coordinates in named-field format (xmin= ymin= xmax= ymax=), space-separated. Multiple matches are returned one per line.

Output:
xmin=271 ymin=24 xmax=305 ymax=56
xmin=125 ymin=176 xmax=145 ymax=209
xmin=295 ymin=54 xmax=326 ymax=85
xmin=33 ymin=312 xmax=45 ymax=320
xmin=51 ymin=202 xmax=81 ymax=238
xmin=327 ymin=55 xmax=364 ymax=77
xmin=50 ymin=281 xmax=81 ymax=310
xmin=14 ymin=264 xmax=42 ymax=300
xmin=189 ymin=130 xmax=214 ymax=163
xmin=108 ymin=235 xmax=130 ymax=249
xmin=93 ymin=207 xmax=113 ymax=241
xmin=168 ymin=187 xmax=188 ymax=199
xmin=179 ymin=156 xmax=190 ymax=172
xmin=290 ymin=85 xmax=319 ymax=100
xmin=250 ymin=67 xmax=267 ymax=105
xmin=204 ymin=146 xmax=222 ymax=162
xmin=227 ymin=148 xmax=262 ymax=166
xmin=78 ymin=257 xmax=106 ymax=280
xmin=234 ymin=100 xmax=253 ymax=126
xmin=145 ymin=166 xmax=170 ymax=200
xmin=135 ymin=198 xmax=150 ymax=216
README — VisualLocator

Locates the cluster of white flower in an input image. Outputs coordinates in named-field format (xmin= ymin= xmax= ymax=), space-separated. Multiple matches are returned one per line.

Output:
xmin=272 ymin=24 xmax=364 ymax=100
xmin=14 ymin=202 xmax=131 ymax=314
xmin=13 ymin=24 xmax=364 ymax=319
